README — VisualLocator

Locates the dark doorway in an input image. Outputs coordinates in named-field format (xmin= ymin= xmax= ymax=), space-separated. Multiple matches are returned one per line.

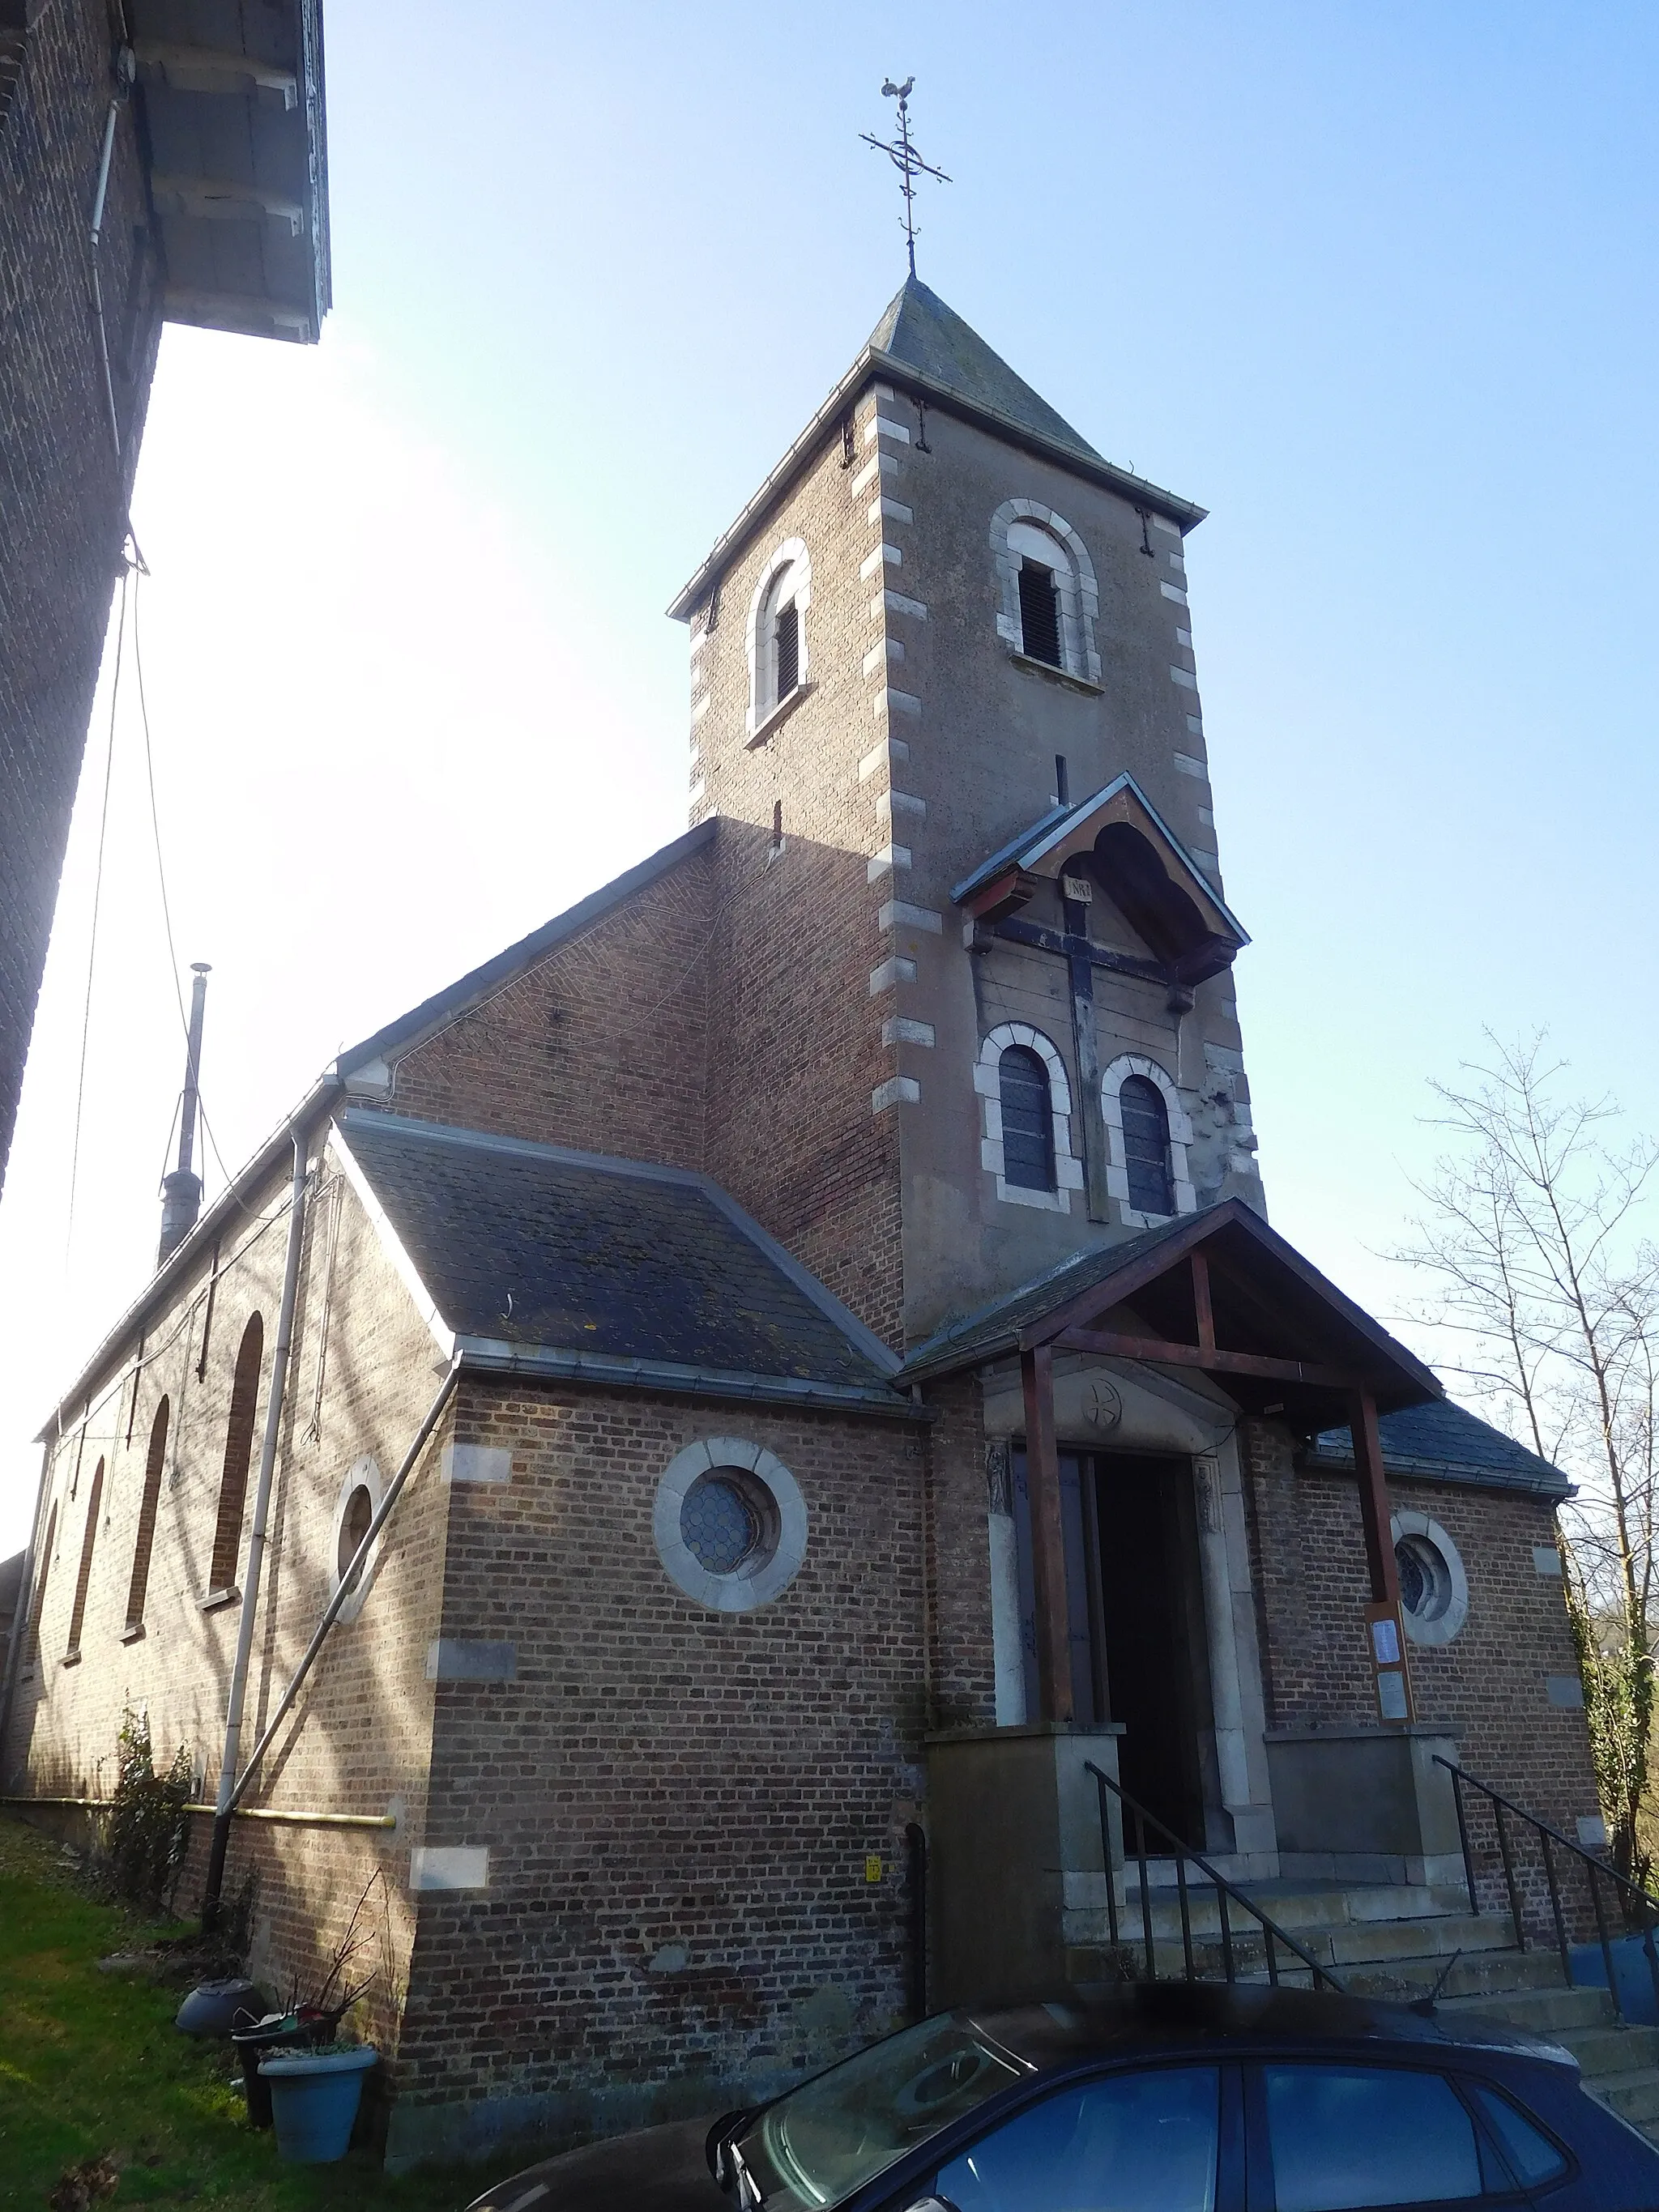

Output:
xmin=1091 ymin=1453 xmax=1208 ymax=1849
xmin=1012 ymin=1447 xmax=1209 ymax=1850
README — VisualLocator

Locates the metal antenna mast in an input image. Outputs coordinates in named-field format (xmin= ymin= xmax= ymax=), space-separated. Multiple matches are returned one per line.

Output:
xmin=861 ymin=77 xmax=950 ymax=279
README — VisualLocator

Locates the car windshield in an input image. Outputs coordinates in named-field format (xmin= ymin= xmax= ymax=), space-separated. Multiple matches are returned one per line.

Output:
xmin=736 ymin=2013 xmax=1027 ymax=2209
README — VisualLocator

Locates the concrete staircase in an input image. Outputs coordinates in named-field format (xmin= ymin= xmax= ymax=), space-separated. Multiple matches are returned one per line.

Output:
xmin=1068 ymin=1873 xmax=1659 ymax=2146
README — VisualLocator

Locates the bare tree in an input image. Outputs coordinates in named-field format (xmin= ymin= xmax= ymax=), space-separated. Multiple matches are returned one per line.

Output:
xmin=1394 ymin=1034 xmax=1659 ymax=1881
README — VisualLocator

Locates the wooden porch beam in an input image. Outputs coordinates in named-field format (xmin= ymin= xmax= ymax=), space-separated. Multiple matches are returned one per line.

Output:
xmin=1020 ymin=1345 xmax=1073 ymax=1722
xmin=1350 ymin=1387 xmax=1401 ymax=1608
xmin=1053 ymin=1328 xmax=1371 ymax=1392
xmin=1192 ymin=1251 xmax=1214 ymax=1351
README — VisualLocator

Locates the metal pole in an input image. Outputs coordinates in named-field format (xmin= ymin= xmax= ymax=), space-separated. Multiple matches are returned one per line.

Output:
xmin=201 ymin=1125 xmax=309 ymax=1929
xmin=225 ymin=1362 xmax=460 ymax=1813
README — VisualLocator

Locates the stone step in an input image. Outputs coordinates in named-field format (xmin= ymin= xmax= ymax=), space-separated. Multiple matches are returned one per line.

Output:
xmin=1078 ymin=1903 xmax=1511 ymax=1967
xmin=1592 ymin=2070 xmax=1659 ymax=2126
xmin=1109 ymin=1879 xmax=1469 ymax=1936
xmin=1068 ymin=1912 xmax=1520 ymax=1988
xmin=1553 ymin=2024 xmax=1659 ymax=2081
xmin=1435 ymin=1984 xmax=1614 ymax=2033
xmin=1343 ymin=1949 xmax=1569 ymax=2001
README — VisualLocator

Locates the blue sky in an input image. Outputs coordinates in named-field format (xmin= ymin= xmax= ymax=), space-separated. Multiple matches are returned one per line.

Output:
xmin=2 ymin=1 xmax=1655 ymax=1549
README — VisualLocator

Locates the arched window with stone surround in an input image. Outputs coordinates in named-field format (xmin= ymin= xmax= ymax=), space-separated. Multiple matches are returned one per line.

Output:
xmin=990 ymin=500 xmax=1101 ymax=685
xmin=975 ymin=1025 xmax=1085 ymax=1213
xmin=209 ymin=1314 xmax=264 ymax=1596
xmin=1101 ymin=1055 xmax=1196 ymax=1225
xmin=746 ymin=538 xmax=812 ymax=734
xmin=1000 ymin=1046 xmax=1056 ymax=1191
xmin=1120 ymin=1075 xmax=1174 ymax=1215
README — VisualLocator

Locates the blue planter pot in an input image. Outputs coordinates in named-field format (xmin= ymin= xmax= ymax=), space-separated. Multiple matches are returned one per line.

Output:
xmin=1568 ymin=1936 xmax=1659 ymax=2024
xmin=259 ymin=2044 xmax=377 ymax=2163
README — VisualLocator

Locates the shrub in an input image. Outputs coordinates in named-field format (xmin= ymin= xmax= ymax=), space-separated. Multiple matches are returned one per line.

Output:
xmin=103 ymin=1709 xmax=193 ymax=1916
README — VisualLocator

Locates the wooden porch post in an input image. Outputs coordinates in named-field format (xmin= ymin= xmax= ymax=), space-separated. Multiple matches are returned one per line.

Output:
xmin=1021 ymin=1345 xmax=1073 ymax=1721
xmin=1350 ymin=1387 xmax=1414 ymax=1724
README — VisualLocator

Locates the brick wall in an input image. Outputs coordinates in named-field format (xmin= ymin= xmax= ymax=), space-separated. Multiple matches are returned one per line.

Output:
xmin=921 ymin=1370 xmax=997 ymax=1730
xmin=388 ymin=1376 xmax=926 ymax=2159
xmin=4 ymin=1136 xmax=455 ymax=2059
xmin=377 ymin=843 xmax=715 ymax=1168
xmin=0 ymin=0 xmax=160 ymax=1184
xmin=1243 ymin=1420 xmax=1598 ymax=1837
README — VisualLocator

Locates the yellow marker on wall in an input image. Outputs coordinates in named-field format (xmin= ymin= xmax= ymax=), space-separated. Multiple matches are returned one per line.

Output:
xmin=864 ymin=1855 xmax=882 ymax=1884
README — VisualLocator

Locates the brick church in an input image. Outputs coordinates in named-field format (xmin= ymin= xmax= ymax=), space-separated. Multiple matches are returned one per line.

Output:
xmin=0 ymin=279 xmax=1598 ymax=2168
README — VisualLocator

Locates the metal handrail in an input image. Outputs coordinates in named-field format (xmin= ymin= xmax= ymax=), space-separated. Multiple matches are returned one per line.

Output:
xmin=1433 ymin=1754 xmax=1659 ymax=2026
xmin=1085 ymin=1762 xmax=1346 ymax=1995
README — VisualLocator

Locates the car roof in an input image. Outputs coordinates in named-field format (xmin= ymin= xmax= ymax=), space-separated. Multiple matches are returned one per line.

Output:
xmin=966 ymin=1983 xmax=1578 ymax=2073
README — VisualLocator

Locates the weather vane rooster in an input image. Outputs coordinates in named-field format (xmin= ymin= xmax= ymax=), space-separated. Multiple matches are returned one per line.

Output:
xmin=861 ymin=77 xmax=951 ymax=279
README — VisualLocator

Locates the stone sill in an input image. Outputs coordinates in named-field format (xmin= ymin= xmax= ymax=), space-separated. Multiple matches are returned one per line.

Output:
xmin=745 ymin=681 xmax=814 ymax=749
xmin=198 ymin=1586 xmax=241 ymax=1613
xmin=120 ymin=1622 xmax=146 ymax=1644
xmin=60 ymin=1650 xmax=82 ymax=1669
xmin=1009 ymin=650 xmax=1104 ymax=697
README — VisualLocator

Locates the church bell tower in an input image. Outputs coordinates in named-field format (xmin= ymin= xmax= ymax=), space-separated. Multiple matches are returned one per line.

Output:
xmin=670 ymin=279 xmax=1266 ymax=1349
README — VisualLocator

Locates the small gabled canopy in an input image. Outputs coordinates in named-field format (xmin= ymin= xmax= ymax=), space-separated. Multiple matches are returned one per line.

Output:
xmin=953 ymin=774 xmax=1250 ymax=987
xmin=899 ymin=1200 xmax=1443 ymax=1431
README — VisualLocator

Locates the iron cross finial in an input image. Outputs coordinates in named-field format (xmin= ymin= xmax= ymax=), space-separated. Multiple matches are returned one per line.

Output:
xmin=861 ymin=76 xmax=950 ymax=279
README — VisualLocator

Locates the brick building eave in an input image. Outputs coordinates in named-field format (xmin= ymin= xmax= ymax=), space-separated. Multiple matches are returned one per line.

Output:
xmin=33 ymin=1071 xmax=341 ymax=1443
xmin=664 ymin=351 xmax=1205 ymax=627
xmin=452 ymin=1340 xmax=924 ymax=1421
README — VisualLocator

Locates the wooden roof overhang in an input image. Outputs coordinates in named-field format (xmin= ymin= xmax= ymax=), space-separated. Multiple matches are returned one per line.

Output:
xmin=954 ymin=775 xmax=1249 ymax=990
xmin=1019 ymin=1205 xmax=1440 ymax=1434
xmin=941 ymin=1202 xmax=1442 ymax=1727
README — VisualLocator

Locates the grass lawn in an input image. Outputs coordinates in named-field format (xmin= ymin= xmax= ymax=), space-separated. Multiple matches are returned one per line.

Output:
xmin=0 ymin=1818 xmax=484 ymax=2209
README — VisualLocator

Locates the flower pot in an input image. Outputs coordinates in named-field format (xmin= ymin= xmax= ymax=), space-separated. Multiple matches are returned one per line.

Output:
xmin=260 ymin=2043 xmax=377 ymax=2163
xmin=232 ymin=2012 xmax=331 ymax=2129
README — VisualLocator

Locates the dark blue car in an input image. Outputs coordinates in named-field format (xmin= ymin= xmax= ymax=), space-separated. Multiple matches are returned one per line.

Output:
xmin=462 ymin=1982 xmax=1659 ymax=2212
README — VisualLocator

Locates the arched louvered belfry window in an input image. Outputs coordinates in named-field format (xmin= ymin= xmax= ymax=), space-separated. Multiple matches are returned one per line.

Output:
xmin=1000 ymin=1046 xmax=1056 ymax=1192
xmin=210 ymin=1315 xmax=264 ymax=1595
xmin=126 ymin=1396 xmax=169 ymax=1632
xmin=1120 ymin=1074 xmax=1175 ymax=1216
xmin=66 ymin=1457 xmax=104 ymax=1658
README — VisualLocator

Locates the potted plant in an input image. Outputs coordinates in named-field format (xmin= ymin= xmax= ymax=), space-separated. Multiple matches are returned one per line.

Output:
xmin=248 ymin=1875 xmax=386 ymax=2157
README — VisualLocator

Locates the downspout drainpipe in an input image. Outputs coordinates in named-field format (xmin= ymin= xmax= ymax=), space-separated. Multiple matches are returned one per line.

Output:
xmin=201 ymin=1124 xmax=310 ymax=1931
xmin=0 ymin=1440 xmax=54 ymax=1775
xmin=224 ymin=1360 xmax=460 ymax=1816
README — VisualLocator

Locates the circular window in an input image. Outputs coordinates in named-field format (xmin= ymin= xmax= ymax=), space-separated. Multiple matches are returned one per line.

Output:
xmin=681 ymin=1472 xmax=770 ymax=1575
xmin=1390 ymin=1511 xmax=1469 ymax=1646
xmin=338 ymin=1482 xmax=375 ymax=1591
xmin=654 ymin=1439 xmax=807 ymax=1612
xmin=331 ymin=1455 xmax=383 ymax=1620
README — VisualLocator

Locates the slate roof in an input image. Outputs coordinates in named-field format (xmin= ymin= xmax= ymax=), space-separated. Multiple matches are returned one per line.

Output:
xmin=667 ymin=282 xmax=1204 ymax=622
xmin=866 ymin=278 xmax=1106 ymax=470
xmin=1307 ymin=1400 xmax=1570 ymax=1499
xmin=337 ymin=1112 xmax=905 ymax=1413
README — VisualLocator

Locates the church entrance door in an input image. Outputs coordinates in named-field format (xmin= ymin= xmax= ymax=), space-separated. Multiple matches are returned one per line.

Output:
xmin=1012 ymin=1446 xmax=1210 ymax=1850
xmin=1089 ymin=1451 xmax=1209 ymax=1851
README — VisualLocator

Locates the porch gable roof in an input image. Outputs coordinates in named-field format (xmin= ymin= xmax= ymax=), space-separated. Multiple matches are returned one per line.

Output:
xmin=898 ymin=1199 xmax=1442 ymax=1424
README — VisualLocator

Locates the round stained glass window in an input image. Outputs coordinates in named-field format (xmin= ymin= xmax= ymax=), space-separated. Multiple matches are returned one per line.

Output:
xmin=1395 ymin=1534 xmax=1449 ymax=1622
xmin=681 ymin=1473 xmax=763 ymax=1575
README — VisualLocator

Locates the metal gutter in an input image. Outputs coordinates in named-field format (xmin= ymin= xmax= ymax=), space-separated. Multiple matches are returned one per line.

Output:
xmin=454 ymin=1338 xmax=920 ymax=1419
xmin=667 ymin=347 xmax=1206 ymax=624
